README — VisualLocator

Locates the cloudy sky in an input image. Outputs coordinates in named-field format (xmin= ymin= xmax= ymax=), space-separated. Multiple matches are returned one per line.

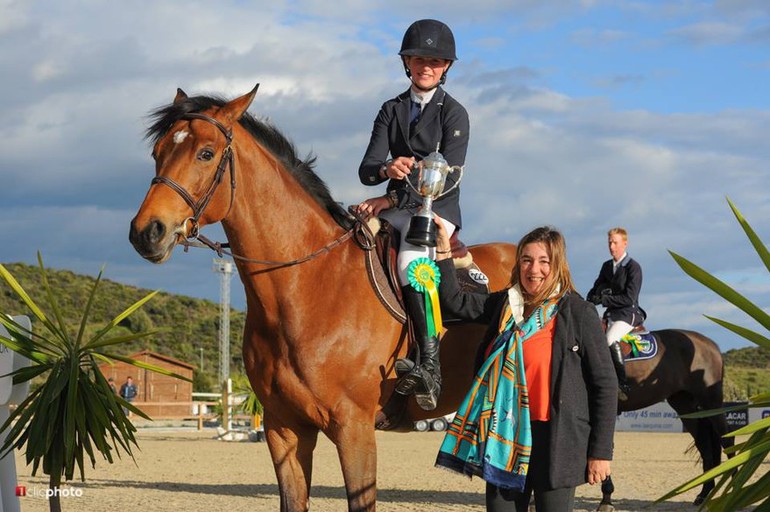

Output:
xmin=2 ymin=0 xmax=769 ymax=352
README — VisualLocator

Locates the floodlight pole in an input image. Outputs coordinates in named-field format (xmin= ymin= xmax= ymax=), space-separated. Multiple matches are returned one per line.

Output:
xmin=212 ymin=258 xmax=233 ymax=431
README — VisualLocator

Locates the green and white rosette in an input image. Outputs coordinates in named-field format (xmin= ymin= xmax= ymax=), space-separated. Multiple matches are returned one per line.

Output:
xmin=407 ymin=257 xmax=443 ymax=337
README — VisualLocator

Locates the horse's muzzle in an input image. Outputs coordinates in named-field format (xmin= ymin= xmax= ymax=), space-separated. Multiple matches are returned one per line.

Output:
xmin=129 ymin=217 xmax=173 ymax=263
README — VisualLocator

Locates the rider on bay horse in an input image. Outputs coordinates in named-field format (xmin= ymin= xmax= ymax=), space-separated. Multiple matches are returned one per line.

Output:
xmin=355 ymin=19 xmax=469 ymax=410
xmin=587 ymin=227 xmax=647 ymax=398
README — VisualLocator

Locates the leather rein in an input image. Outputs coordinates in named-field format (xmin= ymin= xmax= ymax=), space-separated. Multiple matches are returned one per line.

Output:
xmin=149 ymin=112 xmax=357 ymax=272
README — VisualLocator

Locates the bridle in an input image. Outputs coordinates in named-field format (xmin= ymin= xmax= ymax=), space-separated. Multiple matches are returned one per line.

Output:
xmin=149 ymin=112 xmax=358 ymax=272
xmin=151 ymin=113 xmax=236 ymax=240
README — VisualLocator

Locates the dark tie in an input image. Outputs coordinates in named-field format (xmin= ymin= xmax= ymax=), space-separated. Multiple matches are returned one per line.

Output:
xmin=409 ymin=100 xmax=421 ymax=136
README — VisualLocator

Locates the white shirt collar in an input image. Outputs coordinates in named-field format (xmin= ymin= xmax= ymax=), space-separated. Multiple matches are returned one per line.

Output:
xmin=506 ymin=284 xmax=526 ymax=326
xmin=506 ymin=283 xmax=562 ymax=326
xmin=613 ymin=253 xmax=628 ymax=271
xmin=410 ymin=87 xmax=437 ymax=109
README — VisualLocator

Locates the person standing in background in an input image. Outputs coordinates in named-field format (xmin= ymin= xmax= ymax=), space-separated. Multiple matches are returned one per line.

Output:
xmin=119 ymin=376 xmax=138 ymax=416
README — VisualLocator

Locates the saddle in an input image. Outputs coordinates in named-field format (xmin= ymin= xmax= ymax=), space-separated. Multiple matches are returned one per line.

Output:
xmin=349 ymin=212 xmax=491 ymax=431
xmin=358 ymin=215 xmax=490 ymax=323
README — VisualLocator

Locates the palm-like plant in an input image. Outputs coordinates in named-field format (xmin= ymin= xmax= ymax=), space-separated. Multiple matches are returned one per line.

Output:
xmin=0 ymin=254 xmax=190 ymax=512
xmin=661 ymin=198 xmax=770 ymax=510
xmin=232 ymin=372 xmax=263 ymax=428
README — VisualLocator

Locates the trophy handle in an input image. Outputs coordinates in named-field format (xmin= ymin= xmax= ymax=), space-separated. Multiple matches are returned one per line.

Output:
xmin=437 ymin=165 xmax=464 ymax=198
xmin=404 ymin=161 xmax=422 ymax=195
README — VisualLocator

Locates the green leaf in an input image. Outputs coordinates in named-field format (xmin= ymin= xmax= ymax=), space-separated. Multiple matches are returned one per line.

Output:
xmin=85 ymin=330 xmax=158 ymax=350
xmin=102 ymin=352 xmax=193 ymax=382
xmin=669 ymin=250 xmax=770 ymax=331
xmin=0 ymin=315 xmax=59 ymax=355
xmin=658 ymin=439 xmax=770 ymax=501
xmin=37 ymin=252 xmax=74 ymax=348
xmin=727 ymin=197 xmax=770 ymax=274
xmin=705 ymin=316 xmax=770 ymax=350
xmin=6 ymin=364 xmax=52 ymax=385
xmin=0 ymin=333 xmax=51 ymax=365
xmin=679 ymin=402 xmax=753 ymax=419
xmin=87 ymin=290 xmax=160 ymax=347
xmin=725 ymin=415 xmax=770 ymax=437
xmin=75 ymin=266 xmax=105 ymax=349
xmin=0 ymin=263 xmax=50 ymax=327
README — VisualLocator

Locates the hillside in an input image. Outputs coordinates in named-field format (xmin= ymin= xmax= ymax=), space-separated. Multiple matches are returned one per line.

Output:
xmin=0 ymin=262 xmax=244 ymax=392
xmin=2 ymin=261 xmax=768 ymax=399
xmin=723 ymin=346 xmax=770 ymax=401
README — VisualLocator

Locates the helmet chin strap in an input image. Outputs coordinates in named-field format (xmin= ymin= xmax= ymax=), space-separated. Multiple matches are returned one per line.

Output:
xmin=404 ymin=58 xmax=451 ymax=90
xmin=408 ymin=71 xmax=447 ymax=91
xmin=411 ymin=79 xmax=440 ymax=92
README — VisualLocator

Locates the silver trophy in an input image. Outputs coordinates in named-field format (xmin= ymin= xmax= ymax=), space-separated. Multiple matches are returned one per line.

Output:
xmin=404 ymin=149 xmax=464 ymax=247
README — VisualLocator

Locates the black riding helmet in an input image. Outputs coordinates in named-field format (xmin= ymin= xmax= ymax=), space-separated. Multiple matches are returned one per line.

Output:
xmin=399 ymin=19 xmax=457 ymax=86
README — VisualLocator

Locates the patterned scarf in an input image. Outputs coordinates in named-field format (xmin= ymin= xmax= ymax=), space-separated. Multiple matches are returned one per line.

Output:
xmin=435 ymin=288 xmax=559 ymax=491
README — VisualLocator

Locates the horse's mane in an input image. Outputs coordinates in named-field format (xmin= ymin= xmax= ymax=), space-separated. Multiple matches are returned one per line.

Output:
xmin=145 ymin=94 xmax=354 ymax=230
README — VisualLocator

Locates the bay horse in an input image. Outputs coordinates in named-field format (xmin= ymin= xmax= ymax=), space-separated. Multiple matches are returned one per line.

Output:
xmin=597 ymin=328 xmax=732 ymax=511
xmin=129 ymin=84 xmax=517 ymax=511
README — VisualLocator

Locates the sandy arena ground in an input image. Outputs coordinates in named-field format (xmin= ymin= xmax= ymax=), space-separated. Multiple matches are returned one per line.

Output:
xmin=11 ymin=427 xmax=759 ymax=512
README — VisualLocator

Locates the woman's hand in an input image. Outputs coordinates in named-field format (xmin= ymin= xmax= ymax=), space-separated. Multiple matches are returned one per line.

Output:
xmin=586 ymin=458 xmax=611 ymax=485
xmin=434 ymin=215 xmax=452 ymax=261
xmin=383 ymin=156 xmax=416 ymax=180
xmin=355 ymin=195 xmax=391 ymax=218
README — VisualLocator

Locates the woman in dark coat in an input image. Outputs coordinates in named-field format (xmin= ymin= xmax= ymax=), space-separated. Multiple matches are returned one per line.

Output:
xmin=433 ymin=221 xmax=617 ymax=512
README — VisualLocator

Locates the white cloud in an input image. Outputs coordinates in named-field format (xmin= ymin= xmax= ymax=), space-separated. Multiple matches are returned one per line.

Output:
xmin=1 ymin=0 xmax=768 ymax=354
xmin=668 ymin=21 xmax=745 ymax=45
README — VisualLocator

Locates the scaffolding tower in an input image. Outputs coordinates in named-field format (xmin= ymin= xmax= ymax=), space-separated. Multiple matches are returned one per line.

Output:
xmin=212 ymin=258 xmax=233 ymax=385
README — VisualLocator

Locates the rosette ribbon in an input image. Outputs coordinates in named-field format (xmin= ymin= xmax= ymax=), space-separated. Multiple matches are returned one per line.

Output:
xmin=407 ymin=257 xmax=443 ymax=337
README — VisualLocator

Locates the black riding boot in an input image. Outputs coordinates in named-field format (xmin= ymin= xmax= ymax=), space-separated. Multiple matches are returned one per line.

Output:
xmin=610 ymin=341 xmax=631 ymax=399
xmin=394 ymin=285 xmax=441 ymax=411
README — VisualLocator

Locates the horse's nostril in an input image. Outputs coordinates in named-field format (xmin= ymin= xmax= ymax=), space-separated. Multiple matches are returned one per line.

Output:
xmin=148 ymin=219 xmax=166 ymax=245
xmin=129 ymin=218 xmax=167 ymax=250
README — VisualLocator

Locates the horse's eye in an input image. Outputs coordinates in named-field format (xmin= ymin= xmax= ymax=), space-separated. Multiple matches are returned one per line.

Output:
xmin=197 ymin=148 xmax=215 ymax=161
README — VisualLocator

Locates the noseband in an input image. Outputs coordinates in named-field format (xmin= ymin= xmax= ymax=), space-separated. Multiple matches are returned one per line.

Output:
xmin=150 ymin=113 xmax=236 ymax=238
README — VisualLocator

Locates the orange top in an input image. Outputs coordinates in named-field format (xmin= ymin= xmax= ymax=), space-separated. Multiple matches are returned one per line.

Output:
xmin=523 ymin=317 xmax=556 ymax=421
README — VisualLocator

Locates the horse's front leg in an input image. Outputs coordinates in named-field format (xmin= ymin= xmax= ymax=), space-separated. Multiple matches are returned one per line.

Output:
xmin=265 ymin=415 xmax=320 ymax=512
xmin=327 ymin=416 xmax=378 ymax=512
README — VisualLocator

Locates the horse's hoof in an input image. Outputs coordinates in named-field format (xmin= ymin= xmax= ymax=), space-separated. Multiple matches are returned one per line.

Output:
xmin=597 ymin=503 xmax=615 ymax=512
xmin=693 ymin=495 xmax=706 ymax=506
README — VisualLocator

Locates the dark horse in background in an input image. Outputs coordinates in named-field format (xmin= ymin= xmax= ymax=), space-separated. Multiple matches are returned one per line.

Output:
xmin=128 ymin=85 xmax=730 ymax=511
xmin=597 ymin=328 xmax=732 ymax=511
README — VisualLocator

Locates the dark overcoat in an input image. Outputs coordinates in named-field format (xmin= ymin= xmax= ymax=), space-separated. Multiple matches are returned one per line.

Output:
xmin=437 ymin=259 xmax=617 ymax=489
xmin=587 ymin=255 xmax=646 ymax=326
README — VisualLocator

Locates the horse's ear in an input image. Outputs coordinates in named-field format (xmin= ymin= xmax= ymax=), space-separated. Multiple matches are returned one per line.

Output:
xmin=174 ymin=88 xmax=188 ymax=105
xmin=219 ymin=84 xmax=260 ymax=125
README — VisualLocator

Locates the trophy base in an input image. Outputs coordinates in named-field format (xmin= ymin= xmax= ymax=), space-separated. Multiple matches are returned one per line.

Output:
xmin=405 ymin=216 xmax=437 ymax=247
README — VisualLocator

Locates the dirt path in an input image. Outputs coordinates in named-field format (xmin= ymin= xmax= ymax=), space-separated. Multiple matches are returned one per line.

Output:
xmin=12 ymin=429 xmax=756 ymax=511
